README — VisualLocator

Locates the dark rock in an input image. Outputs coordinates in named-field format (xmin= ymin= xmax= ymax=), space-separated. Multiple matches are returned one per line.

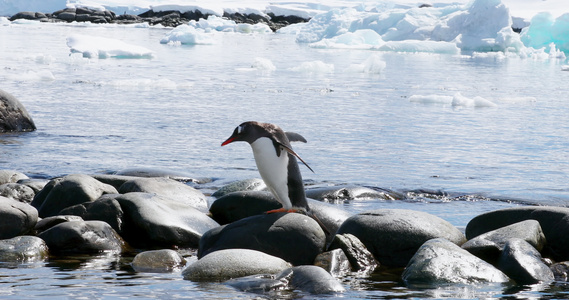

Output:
xmin=132 ymin=249 xmax=186 ymax=273
xmin=199 ymin=212 xmax=326 ymax=266
xmin=34 ymin=215 xmax=84 ymax=234
xmin=306 ymin=200 xmax=352 ymax=240
xmin=551 ymin=261 xmax=569 ymax=281
xmin=337 ymin=209 xmax=466 ymax=267
xmin=267 ymin=13 xmax=310 ymax=31
xmin=225 ymin=274 xmax=287 ymax=293
xmin=462 ymin=220 xmax=546 ymax=265
xmin=59 ymin=194 xmax=123 ymax=233
xmin=57 ymin=12 xmax=76 ymax=21
xmin=75 ymin=14 xmax=91 ymax=22
xmin=211 ymin=178 xmax=267 ymax=198
xmin=115 ymin=192 xmax=219 ymax=248
xmin=276 ymin=265 xmax=345 ymax=294
xmin=328 ymin=233 xmax=379 ymax=273
xmin=497 ymin=238 xmax=554 ymax=285
xmin=38 ymin=220 xmax=126 ymax=254
xmin=75 ymin=7 xmax=94 ymax=15
xmin=88 ymin=16 xmax=108 ymax=24
xmin=305 ymin=185 xmax=401 ymax=202
xmin=0 ymin=196 xmax=38 ymax=239
xmin=402 ymin=238 xmax=510 ymax=285
xmin=466 ymin=206 xmax=569 ymax=261
xmin=9 ymin=12 xmax=38 ymax=21
xmin=0 ymin=236 xmax=48 ymax=263
xmin=31 ymin=174 xmax=118 ymax=218
xmin=115 ymin=14 xmax=142 ymax=22
xmin=0 ymin=90 xmax=36 ymax=132
xmin=118 ymin=177 xmax=207 ymax=211
xmin=0 ymin=170 xmax=29 ymax=184
xmin=183 ymin=249 xmax=291 ymax=281
xmin=314 ymin=248 xmax=351 ymax=277
xmin=0 ymin=183 xmax=35 ymax=203
xmin=181 ymin=10 xmax=207 ymax=21
xmin=91 ymin=174 xmax=142 ymax=190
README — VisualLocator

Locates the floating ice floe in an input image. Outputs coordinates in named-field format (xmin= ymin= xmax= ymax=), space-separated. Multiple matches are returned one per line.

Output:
xmin=160 ymin=24 xmax=219 ymax=45
xmin=67 ymin=34 xmax=154 ymax=59
xmin=251 ymin=57 xmax=276 ymax=72
xmin=345 ymin=54 xmax=386 ymax=74
xmin=410 ymin=93 xmax=498 ymax=107
xmin=289 ymin=60 xmax=334 ymax=73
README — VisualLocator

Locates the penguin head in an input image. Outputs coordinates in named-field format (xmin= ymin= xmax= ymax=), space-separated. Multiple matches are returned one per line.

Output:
xmin=221 ymin=121 xmax=265 ymax=146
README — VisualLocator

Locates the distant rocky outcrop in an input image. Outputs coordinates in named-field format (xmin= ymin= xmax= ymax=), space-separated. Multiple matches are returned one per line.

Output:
xmin=8 ymin=7 xmax=309 ymax=31
xmin=0 ymin=89 xmax=36 ymax=133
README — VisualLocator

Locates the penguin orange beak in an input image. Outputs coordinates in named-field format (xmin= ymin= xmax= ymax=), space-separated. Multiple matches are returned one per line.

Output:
xmin=221 ymin=136 xmax=236 ymax=146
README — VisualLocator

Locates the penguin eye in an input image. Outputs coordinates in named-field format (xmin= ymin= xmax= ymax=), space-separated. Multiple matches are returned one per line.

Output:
xmin=236 ymin=125 xmax=243 ymax=134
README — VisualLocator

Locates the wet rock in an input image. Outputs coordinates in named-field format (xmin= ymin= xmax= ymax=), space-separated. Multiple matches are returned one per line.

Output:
xmin=115 ymin=192 xmax=219 ymax=248
xmin=38 ymin=220 xmax=126 ymax=254
xmin=34 ymin=215 xmax=84 ymax=234
xmin=497 ymin=239 xmax=554 ymax=285
xmin=306 ymin=200 xmax=352 ymax=240
xmin=118 ymin=177 xmax=207 ymax=211
xmin=0 ymin=183 xmax=35 ymax=203
xmin=80 ymin=194 xmax=123 ymax=232
xmin=0 ymin=170 xmax=29 ymax=184
xmin=8 ymin=12 xmax=38 ymax=21
xmin=551 ymin=261 xmax=569 ymax=281
xmin=0 ymin=90 xmax=36 ymax=132
xmin=314 ymin=248 xmax=351 ymax=277
xmin=466 ymin=206 xmax=569 ymax=261
xmin=211 ymin=178 xmax=266 ymax=198
xmin=0 ymin=196 xmax=38 ymax=239
xmin=328 ymin=233 xmax=379 ymax=273
xmin=132 ymin=249 xmax=186 ymax=273
xmin=91 ymin=174 xmax=144 ymax=191
xmin=114 ymin=167 xmax=201 ymax=183
xmin=462 ymin=220 xmax=546 ymax=265
xmin=0 ymin=236 xmax=49 ymax=263
xmin=31 ymin=174 xmax=118 ymax=218
xmin=183 ymin=249 xmax=291 ymax=281
xmin=225 ymin=274 xmax=287 ymax=293
xmin=199 ymin=212 xmax=326 ymax=266
xmin=337 ymin=209 xmax=466 ymax=267
xmin=402 ymin=238 xmax=510 ymax=285
xmin=17 ymin=178 xmax=48 ymax=194
xmin=277 ymin=266 xmax=345 ymax=294
xmin=305 ymin=185 xmax=401 ymax=202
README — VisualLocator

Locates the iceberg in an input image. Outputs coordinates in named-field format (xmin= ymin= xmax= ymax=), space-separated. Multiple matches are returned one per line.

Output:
xmin=66 ymin=34 xmax=154 ymax=58
xmin=521 ymin=12 xmax=569 ymax=53
xmin=160 ymin=24 xmax=219 ymax=45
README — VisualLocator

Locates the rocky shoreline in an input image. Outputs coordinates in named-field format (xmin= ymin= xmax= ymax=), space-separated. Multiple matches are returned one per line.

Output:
xmin=7 ymin=7 xmax=309 ymax=31
xmin=1 ymin=167 xmax=569 ymax=294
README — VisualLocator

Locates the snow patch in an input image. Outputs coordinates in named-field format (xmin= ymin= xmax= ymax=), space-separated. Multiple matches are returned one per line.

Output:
xmin=67 ymin=34 xmax=154 ymax=58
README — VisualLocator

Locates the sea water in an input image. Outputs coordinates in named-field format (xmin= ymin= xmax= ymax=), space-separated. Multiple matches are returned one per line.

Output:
xmin=1 ymin=21 xmax=569 ymax=299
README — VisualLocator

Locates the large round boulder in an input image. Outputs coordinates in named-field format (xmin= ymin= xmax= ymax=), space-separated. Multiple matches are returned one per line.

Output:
xmin=183 ymin=249 xmax=291 ymax=281
xmin=199 ymin=212 xmax=326 ymax=266
xmin=115 ymin=192 xmax=219 ymax=248
xmin=37 ymin=220 xmax=127 ymax=254
xmin=0 ymin=89 xmax=36 ymax=132
xmin=0 ymin=196 xmax=38 ymax=239
xmin=31 ymin=174 xmax=118 ymax=218
xmin=466 ymin=206 xmax=569 ymax=261
xmin=337 ymin=209 xmax=466 ymax=267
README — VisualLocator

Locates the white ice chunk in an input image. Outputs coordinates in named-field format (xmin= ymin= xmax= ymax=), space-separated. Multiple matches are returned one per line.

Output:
xmin=310 ymin=29 xmax=383 ymax=49
xmin=0 ymin=17 xmax=10 ymax=25
xmin=160 ymin=24 xmax=218 ymax=45
xmin=251 ymin=57 xmax=276 ymax=72
xmin=236 ymin=23 xmax=272 ymax=34
xmin=67 ymin=34 xmax=154 ymax=59
xmin=451 ymin=92 xmax=497 ymax=107
xmin=6 ymin=70 xmax=56 ymax=81
xmin=346 ymin=54 xmax=386 ymax=74
xmin=409 ymin=95 xmax=454 ymax=104
xmin=562 ymin=65 xmax=569 ymax=71
xmin=375 ymin=40 xmax=460 ymax=54
xmin=290 ymin=60 xmax=334 ymax=73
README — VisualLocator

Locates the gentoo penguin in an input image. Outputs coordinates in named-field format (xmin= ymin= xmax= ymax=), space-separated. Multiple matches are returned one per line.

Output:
xmin=221 ymin=121 xmax=313 ymax=213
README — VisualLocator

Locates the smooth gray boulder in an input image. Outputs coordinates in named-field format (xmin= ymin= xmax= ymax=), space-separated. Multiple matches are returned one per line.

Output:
xmin=0 ymin=183 xmax=35 ymax=203
xmin=402 ymin=238 xmax=510 ymax=285
xmin=0 ymin=236 xmax=48 ymax=263
xmin=38 ymin=220 xmax=126 ymax=254
xmin=115 ymin=192 xmax=219 ymax=248
xmin=328 ymin=233 xmax=379 ymax=273
xmin=199 ymin=212 xmax=326 ymax=266
xmin=276 ymin=266 xmax=345 ymax=294
xmin=31 ymin=174 xmax=118 ymax=218
xmin=59 ymin=194 xmax=124 ymax=233
xmin=462 ymin=220 xmax=546 ymax=264
xmin=466 ymin=206 xmax=569 ymax=261
xmin=0 ymin=89 xmax=36 ymax=132
xmin=497 ymin=238 xmax=554 ymax=285
xmin=306 ymin=185 xmax=401 ymax=202
xmin=337 ymin=209 xmax=466 ymax=267
xmin=0 ymin=170 xmax=29 ymax=184
xmin=211 ymin=178 xmax=267 ymax=198
xmin=0 ymin=196 xmax=38 ymax=239
xmin=183 ymin=249 xmax=291 ymax=281
xmin=132 ymin=249 xmax=186 ymax=273
xmin=118 ymin=177 xmax=207 ymax=211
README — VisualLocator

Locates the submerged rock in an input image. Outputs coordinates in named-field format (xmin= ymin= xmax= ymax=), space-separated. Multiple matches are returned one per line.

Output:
xmin=132 ymin=249 xmax=186 ymax=273
xmin=0 ymin=236 xmax=48 ymax=263
xmin=305 ymin=185 xmax=401 ymax=202
xmin=114 ymin=167 xmax=201 ymax=183
xmin=462 ymin=220 xmax=546 ymax=265
xmin=402 ymin=238 xmax=510 ymax=285
xmin=497 ymin=238 xmax=554 ymax=285
xmin=0 ymin=89 xmax=36 ymax=132
xmin=183 ymin=249 xmax=291 ymax=281
xmin=466 ymin=206 xmax=569 ymax=261
xmin=38 ymin=220 xmax=126 ymax=254
xmin=276 ymin=266 xmax=345 ymax=294
xmin=199 ymin=212 xmax=326 ymax=266
xmin=31 ymin=174 xmax=118 ymax=218
xmin=337 ymin=209 xmax=466 ymax=267
xmin=0 ymin=196 xmax=38 ymax=239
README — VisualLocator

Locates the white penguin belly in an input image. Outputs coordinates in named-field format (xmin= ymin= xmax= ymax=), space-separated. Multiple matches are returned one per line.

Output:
xmin=250 ymin=137 xmax=292 ymax=209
